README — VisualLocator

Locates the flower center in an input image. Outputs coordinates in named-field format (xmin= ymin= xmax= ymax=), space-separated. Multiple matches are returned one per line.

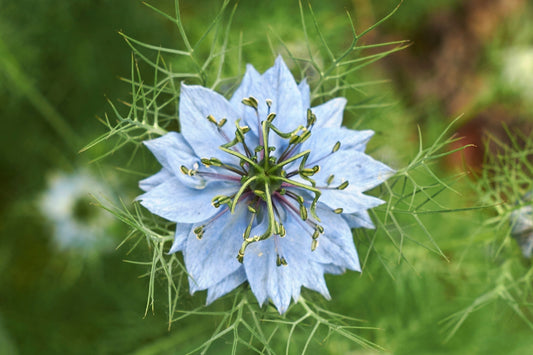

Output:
xmin=186 ymin=96 xmax=344 ymax=264
xmin=248 ymin=160 xmax=283 ymax=197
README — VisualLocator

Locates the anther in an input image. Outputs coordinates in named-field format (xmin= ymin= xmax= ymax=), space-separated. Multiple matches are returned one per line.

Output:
xmin=278 ymin=224 xmax=286 ymax=237
xmin=337 ymin=181 xmax=349 ymax=190
xmin=333 ymin=208 xmax=343 ymax=214
xmin=180 ymin=165 xmax=189 ymax=175
xmin=266 ymin=99 xmax=273 ymax=108
xmin=209 ymin=158 xmax=222 ymax=166
xmin=218 ymin=118 xmax=227 ymax=128
xmin=326 ymin=174 xmax=335 ymax=185
xmin=211 ymin=195 xmax=232 ymax=208
xmin=311 ymin=239 xmax=319 ymax=251
xmin=206 ymin=114 xmax=217 ymax=125
xmin=193 ymin=225 xmax=205 ymax=240
xmin=301 ymin=167 xmax=318 ymax=177
xmin=276 ymin=254 xmax=288 ymax=267
xmin=299 ymin=205 xmax=308 ymax=221
xmin=332 ymin=141 xmax=341 ymax=153
xmin=242 ymin=96 xmax=258 ymax=110
xmin=311 ymin=229 xmax=320 ymax=240
xmin=253 ymin=190 xmax=266 ymax=200
xmin=306 ymin=109 xmax=317 ymax=127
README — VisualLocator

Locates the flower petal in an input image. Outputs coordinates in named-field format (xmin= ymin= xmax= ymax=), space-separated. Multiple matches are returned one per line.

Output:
xmin=179 ymin=83 xmax=240 ymax=162
xmin=143 ymin=132 xmax=209 ymax=188
xmin=312 ymin=97 xmax=347 ymax=128
xmin=321 ymin=263 xmax=346 ymax=275
xmin=299 ymin=78 xmax=311 ymax=109
xmin=229 ymin=64 xmax=268 ymax=136
xmin=298 ymin=128 xmax=375 ymax=165
xmin=312 ymin=206 xmax=361 ymax=271
xmin=143 ymin=132 xmax=196 ymax=175
xmin=185 ymin=203 xmax=249 ymax=293
xmin=315 ymin=150 xmax=394 ymax=192
xmin=243 ymin=213 xmax=331 ymax=313
xmin=139 ymin=168 xmax=172 ymax=192
xmin=343 ymin=210 xmax=375 ymax=229
xmin=137 ymin=178 xmax=237 ymax=223
xmin=262 ymin=56 xmax=305 ymax=134
xmin=318 ymin=188 xmax=385 ymax=214
xmin=168 ymin=223 xmax=192 ymax=254
xmin=206 ymin=267 xmax=247 ymax=305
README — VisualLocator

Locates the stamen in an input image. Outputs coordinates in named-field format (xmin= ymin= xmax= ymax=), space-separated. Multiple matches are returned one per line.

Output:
xmin=180 ymin=165 xmax=197 ymax=176
xmin=218 ymin=118 xmax=227 ymax=128
xmin=333 ymin=208 xmax=343 ymax=214
xmin=206 ymin=114 xmax=217 ymax=125
xmin=211 ymin=195 xmax=233 ymax=209
xmin=193 ymin=225 xmax=205 ymax=239
xmin=311 ymin=239 xmax=319 ymax=251
xmin=332 ymin=141 xmax=341 ymax=153
xmin=231 ymin=176 xmax=258 ymax=213
xmin=337 ymin=181 xmax=349 ymax=190
xmin=242 ymin=96 xmax=258 ymax=110
xmin=276 ymin=254 xmax=288 ymax=267
xmin=306 ymin=108 xmax=317 ymax=128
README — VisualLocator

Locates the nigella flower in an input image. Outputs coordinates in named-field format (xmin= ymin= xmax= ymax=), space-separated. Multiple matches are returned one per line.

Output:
xmin=510 ymin=192 xmax=533 ymax=259
xmin=138 ymin=56 xmax=393 ymax=313
xmin=39 ymin=170 xmax=115 ymax=255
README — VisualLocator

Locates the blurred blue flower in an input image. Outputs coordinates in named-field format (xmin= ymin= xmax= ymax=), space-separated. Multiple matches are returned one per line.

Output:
xmin=39 ymin=170 xmax=115 ymax=255
xmin=510 ymin=195 xmax=533 ymax=259
xmin=138 ymin=56 xmax=393 ymax=313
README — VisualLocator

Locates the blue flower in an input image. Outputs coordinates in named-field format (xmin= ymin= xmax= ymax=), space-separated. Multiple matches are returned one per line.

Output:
xmin=510 ymin=192 xmax=533 ymax=258
xmin=39 ymin=170 xmax=115 ymax=255
xmin=138 ymin=56 xmax=394 ymax=313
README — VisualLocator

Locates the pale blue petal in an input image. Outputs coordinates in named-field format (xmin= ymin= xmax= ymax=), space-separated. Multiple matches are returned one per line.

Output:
xmin=168 ymin=224 xmax=192 ymax=254
xmin=229 ymin=64 xmax=267 ymax=136
xmin=321 ymin=264 xmax=346 ymax=275
xmin=299 ymin=78 xmax=310 ymax=109
xmin=312 ymin=97 xmax=347 ymax=128
xmin=206 ymin=267 xmax=247 ymax=304
xmin=314 ymin=150 xmax=394 ymax=192
xmin=262 ymin=56 xmax=305 ymax=134
xmin=312 ymin=206 xmax=361 ymax=271
xmin=143 ymin=132 xmax=206 ymax=188
xmin=318 ymin=188 xmax=385 ymax=214
xmin=185 ymin=204 xmax=249 ymax=293
xmin=298 ymin=128 xmax=375 ymax=165
xmin=139 ymin=169 xmax=172 ymax=192
xmin=179 ymin=84 xmax=240 ymax=161
xmin=343 ymin=210 xmax=375 ymax=229
xmin=137 ymin=178 xmax=237 ymax=223
xmin=243 ymin=213 xmax=331 ymax=313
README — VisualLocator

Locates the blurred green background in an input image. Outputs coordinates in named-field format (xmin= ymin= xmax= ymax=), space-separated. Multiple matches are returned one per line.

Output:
xmin=2 ymin=0 xmax=533 ymax=353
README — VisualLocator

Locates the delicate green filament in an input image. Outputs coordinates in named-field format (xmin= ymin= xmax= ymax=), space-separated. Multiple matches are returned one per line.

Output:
xmin=219 ymin=146 xmax=260 ymax=170
xmin=268 ymin=149 xmax=311 ymax=172
xmin=231 ymin=176 xmax=258 ymax=213
xmin=275 ymin=176 xmax=321 ymax=221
